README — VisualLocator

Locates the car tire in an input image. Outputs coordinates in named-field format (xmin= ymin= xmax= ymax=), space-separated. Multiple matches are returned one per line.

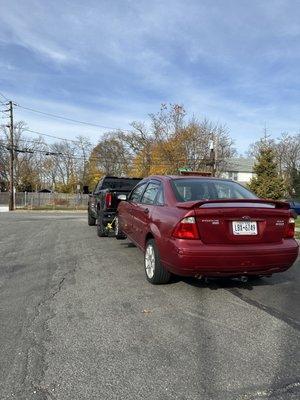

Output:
xmin=114 ymin=215 xmax=126 ymax=240
xmin=88 ymin=211 xmax=96 ymax=226
xmin=144 ymin=239 xmax=171 ymax=284
xmin=97 ymin=216 xmax=108 ymax=237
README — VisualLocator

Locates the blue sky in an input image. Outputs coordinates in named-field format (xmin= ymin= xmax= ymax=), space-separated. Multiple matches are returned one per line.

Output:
xmin=0 ymin=0 xmax=300 ymax=152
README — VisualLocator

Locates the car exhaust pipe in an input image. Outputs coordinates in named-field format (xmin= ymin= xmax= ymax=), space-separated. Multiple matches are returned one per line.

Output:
xmin=240 ymin=276 xmax=248 ymax=283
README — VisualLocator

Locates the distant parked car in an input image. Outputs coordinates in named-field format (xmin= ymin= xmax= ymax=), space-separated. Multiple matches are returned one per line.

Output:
xmin=115 ymin=175 xmax=299 ymax=284
xmin=88 ymin=176 xmax=141 ymax=237
xmin=288 ymin=200 xmax=300 ymax=216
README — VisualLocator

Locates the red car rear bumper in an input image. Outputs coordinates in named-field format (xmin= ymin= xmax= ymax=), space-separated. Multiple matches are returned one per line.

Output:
xmin=162 ymin=239 xmax=299 ymax=277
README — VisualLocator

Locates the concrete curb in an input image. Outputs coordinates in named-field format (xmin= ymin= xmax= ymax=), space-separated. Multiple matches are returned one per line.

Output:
xmin=13 ymin=209 xmax=86 ymax=213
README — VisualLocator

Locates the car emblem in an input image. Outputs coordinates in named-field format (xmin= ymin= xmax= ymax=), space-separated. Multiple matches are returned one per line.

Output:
xmin=241 ymin=216 xmax=251 ymax=220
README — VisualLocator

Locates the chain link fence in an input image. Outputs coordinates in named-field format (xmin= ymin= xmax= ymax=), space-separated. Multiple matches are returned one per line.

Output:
xmin=0 ymin=192 xmax=89 ymax=210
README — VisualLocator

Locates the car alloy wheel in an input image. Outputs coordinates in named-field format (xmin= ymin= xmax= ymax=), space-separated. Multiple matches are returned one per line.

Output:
xmin=144 ymin=239 xmax=171 ymax=284
xmin=114 ymin=216 xmax=119 ymax=235
xmin=145 ymin=243 xmax=156 ymax=279
xmin=114 ymin=215 xmax=126 ymax=240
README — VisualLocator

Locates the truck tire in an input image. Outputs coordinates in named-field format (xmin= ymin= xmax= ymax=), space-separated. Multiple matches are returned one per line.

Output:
xmin=144 ymin=239 xmax=171 ymax=284
xmin=114 ymin=215 xmax=126 ymax=240
xmin=88 ymin=211 xmax=96 ymax=226
xmin=97 ymin=216 xmax=108 ymax=237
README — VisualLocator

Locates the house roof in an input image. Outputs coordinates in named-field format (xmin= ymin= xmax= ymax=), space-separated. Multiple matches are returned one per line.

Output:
xmin=225 ymin=157 xmax=254 ymax=173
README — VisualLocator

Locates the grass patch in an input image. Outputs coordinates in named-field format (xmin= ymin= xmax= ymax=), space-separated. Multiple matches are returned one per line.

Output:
xmin=293 ymin=217 xmax=300 ymax=239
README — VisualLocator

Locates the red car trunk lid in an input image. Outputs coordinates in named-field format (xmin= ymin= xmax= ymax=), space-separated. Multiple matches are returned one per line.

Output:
xmin=178 ymin=199 xmax=291 ymax=244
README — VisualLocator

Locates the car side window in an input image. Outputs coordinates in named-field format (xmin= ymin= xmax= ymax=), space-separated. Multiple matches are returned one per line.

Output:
xmin=93 ymin=180 xmax=102 ymax=194
xmin=155 ymin=186 xmax=165 ymax=205
xmin=129 ymin=183 xmax=148 ymax=203
xmin=141 ymin=182 xmax=161 ymax=205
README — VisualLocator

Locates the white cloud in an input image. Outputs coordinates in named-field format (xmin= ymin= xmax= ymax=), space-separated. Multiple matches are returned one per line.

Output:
xmin=8 ymin=93 xmax=154 ymax=145
xmin=0 ymin=0 xmax=299 ymax=152
xmin=0 ymin=1 xmax=78 ymax=65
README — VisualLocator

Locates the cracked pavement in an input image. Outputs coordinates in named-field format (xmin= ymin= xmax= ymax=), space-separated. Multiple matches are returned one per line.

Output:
xmin=0 ymin=212 xmax=299 ymax=399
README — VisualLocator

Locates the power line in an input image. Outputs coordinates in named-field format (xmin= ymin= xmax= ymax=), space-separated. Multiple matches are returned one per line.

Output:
xmin=1 ymin=138 xmax=210 ymax=166
xmin=2 ymin=94 xmax=135 ymax=145
xmin=23 ymin=128 xmax=82 ymax=144
xmin=0 ymin=143 xmax=60 ymax=156
xmin=1 ymin=125 xmax=82 ymax=145
xmin=14 ymin=138 xmax=51 ymax=146
xmin=0 ymin=91 xmax=10 ymax=102
xmin=16 ymin=104 xmax=132 ymax=132
xmin=0 ymin=142 xmax=196 ymax=166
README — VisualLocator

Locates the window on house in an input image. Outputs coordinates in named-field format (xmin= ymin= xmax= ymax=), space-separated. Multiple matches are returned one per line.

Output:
xmin=228 ymin=172 xmax=238 ymax=181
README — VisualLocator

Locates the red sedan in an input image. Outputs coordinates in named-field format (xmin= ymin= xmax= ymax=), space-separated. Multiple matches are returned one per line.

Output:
xmin=115 ymin=175 xmax=299 ymax=284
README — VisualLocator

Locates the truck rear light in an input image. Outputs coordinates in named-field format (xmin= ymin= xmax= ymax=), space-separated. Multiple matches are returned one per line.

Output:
xmin=284 ymin=217 xmax=295 ymax=238
xmin=172 ymin=217 xmax=200 ymax=239
xmin=105 ymin=193 xmax=112 ymax=208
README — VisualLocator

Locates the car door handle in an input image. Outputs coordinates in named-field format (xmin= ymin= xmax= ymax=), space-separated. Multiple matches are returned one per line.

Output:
xmin=143 ymin=208 xmax=149 ymax=214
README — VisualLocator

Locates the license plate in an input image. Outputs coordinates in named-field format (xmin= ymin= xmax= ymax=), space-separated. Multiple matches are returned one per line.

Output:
xmin=232 ymin=221 xmax=257 ymax=235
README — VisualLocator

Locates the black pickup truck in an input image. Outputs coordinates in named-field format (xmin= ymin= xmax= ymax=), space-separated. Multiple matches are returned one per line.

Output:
xmin=88 ymin=176 xmax=141 ymax=237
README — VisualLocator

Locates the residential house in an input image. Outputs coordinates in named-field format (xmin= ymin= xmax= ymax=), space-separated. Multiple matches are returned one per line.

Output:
xmin=221 ymin=157 xmax=255 ymax=186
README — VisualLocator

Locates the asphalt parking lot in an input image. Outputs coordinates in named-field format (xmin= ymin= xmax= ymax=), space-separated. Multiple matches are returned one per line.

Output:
xmin=0 ymin=212 xmax=299 ymax=400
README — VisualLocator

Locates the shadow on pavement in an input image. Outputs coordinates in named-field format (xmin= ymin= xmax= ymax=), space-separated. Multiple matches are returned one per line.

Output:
xmin=119 ymin=242 xmax=136 ymax=248
xmin=180 ymin=272 xmax=300 ymax=398
xmin=170 ymin=275 xmax=281 ymax=290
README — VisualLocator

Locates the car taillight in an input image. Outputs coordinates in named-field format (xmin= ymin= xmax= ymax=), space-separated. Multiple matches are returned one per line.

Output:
xmin=105 ymin=193 xmax=112 ymax=208
xmin=172 ymin=216 xmax=200 ymax=239
xmin=284 ymin=217 xmax=295 ymax=238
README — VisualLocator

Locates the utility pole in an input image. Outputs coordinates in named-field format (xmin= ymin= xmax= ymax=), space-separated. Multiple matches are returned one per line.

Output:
xmin=214 ymin=135 xmax=218 ymax=177
xmin=8 ymin=101 xmax=15 ymax=210
xmin=209 ymin=138 xmax=217 ymax=177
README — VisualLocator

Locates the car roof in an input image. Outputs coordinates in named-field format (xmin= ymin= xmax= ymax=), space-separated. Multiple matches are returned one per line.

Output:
xmin=104 ymin=176 xmax=141 ymax=180
xmin=146 ymin=175 xmax=233 ymax=183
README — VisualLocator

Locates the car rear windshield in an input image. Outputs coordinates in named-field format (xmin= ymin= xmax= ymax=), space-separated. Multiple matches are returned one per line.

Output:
xmin=102 ymin=178 xmax=141 ymax=190
xmin=171 ymin=179 xmax=258 ymax=202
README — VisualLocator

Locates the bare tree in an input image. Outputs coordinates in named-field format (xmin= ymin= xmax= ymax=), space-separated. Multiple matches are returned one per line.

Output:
xmin=76 ymin=136 xmax=92 ymax=186
xmin=179 ymin=119 xmax=235 ymax=174
xmin=0 ymin=121 xmax=46 ymax=191
xmin=117 ymin=122 xmax=153 ymax=176
xmin=149 ymin=103 xmax=186 ymax=140
xmin=113 ymin=104 xmax=235 ymax=176
xmin=89 ymin=132 xmax=131 ymax=177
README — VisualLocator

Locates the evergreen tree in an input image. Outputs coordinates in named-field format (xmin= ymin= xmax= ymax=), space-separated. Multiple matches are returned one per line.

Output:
xmin=248 ymin=146 xmax=286 ymax=199
xmin=290 ymin=167 xmax=300 ymax=199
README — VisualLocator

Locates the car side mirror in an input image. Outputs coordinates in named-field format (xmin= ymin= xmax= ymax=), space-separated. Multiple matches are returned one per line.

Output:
xmin=118 ymin=194 xmax=127 ymax=201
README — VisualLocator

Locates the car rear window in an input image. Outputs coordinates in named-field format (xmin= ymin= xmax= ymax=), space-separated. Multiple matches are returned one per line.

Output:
xmin=102 ymin=179 xmax=140 ymax=190
xmin=171 ymin=179 xmax=257 ymax=202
